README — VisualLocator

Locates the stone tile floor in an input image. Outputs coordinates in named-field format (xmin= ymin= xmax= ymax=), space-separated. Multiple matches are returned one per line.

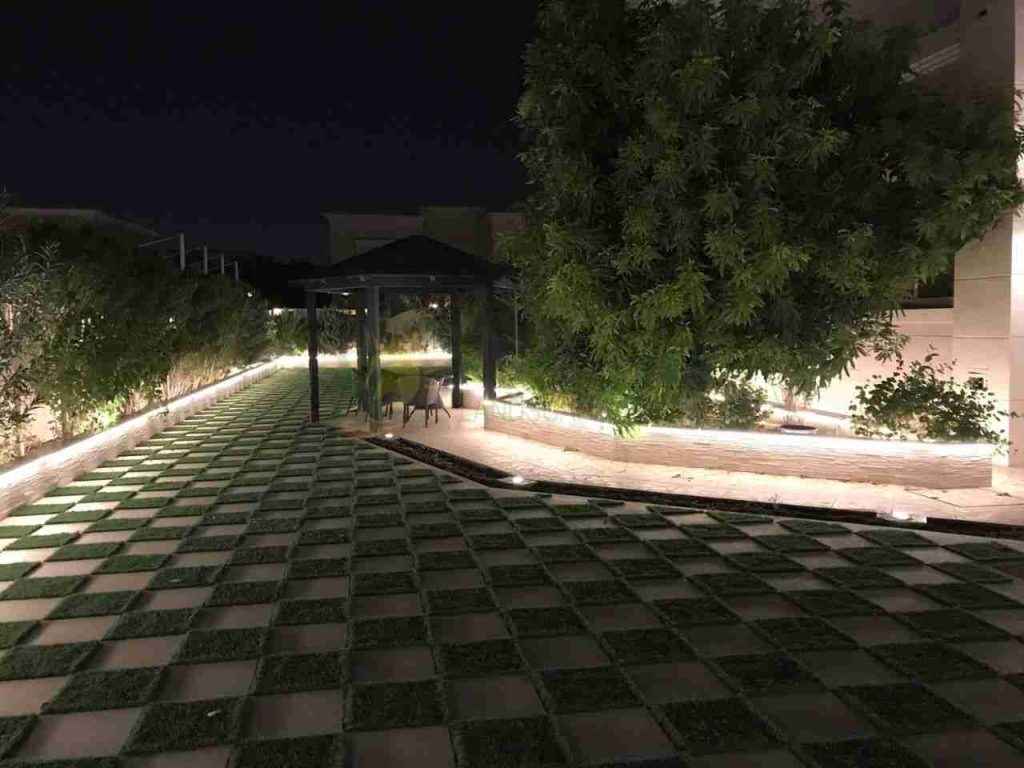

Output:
xmin=3 ymin=370 xmax=1024 ymax=765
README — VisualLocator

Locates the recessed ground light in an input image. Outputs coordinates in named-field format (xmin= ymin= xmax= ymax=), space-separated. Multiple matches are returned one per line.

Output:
xmin=877 ymin=510 xmax=927 ymax=525
xmin=502 ymin=475 xmax=533 ymax=487
xmin=383 ymin=433 xmax=395 ymax=439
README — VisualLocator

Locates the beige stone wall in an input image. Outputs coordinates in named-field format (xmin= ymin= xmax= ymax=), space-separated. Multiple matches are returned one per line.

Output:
xmin=483 ymin=402 xmax=994 ymax=489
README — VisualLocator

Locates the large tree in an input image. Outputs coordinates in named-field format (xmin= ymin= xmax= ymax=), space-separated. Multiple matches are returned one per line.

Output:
xmin=504 ymin=0 xmax=1024 ymax=426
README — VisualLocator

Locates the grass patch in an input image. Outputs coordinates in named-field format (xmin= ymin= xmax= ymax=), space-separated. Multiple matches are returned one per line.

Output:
xmin=353 ymin=571 xmax=416 ymax=595
xmin=916 ymin=583 xmax=1018 ymax=610
xmin=870 ymin=642 xmax=997 ymax=682
xmin=304 ymin=504 xmax=351 ymax=519
xmin=440 ymin=639 xmax=523 ymax=678
xmin=650 ymin=539 xmax=717 ymax=559
xmin=840 ymin=683 xmax=974 ymax=734
xmin=578 ymin=528 xmax=635 ymax=544
xmin=457 ymin=508 xmax=504 ymax=523
xmin=0 ymin=642 xmax=97 ymax=680
xmin=612 ymin=558 xmax=680 ymax=581
xmin=727 ymin=552 xmax=803 ymax=573
xmin=233 ymin=735 xmax=338 ymax=768
xmin=602 ymin=628 xmax=693 ymax=664
xmin=86 ymin=518 xmax=147 ymax=533
xmin=753 ymin=535 xmax=827 ymax=553
xmin=95 ymin=554 xmax=168 ymax=573
xmin=778 ymin=519 xmax=850 ymax=536
xmin=0 ymin=526 xmax=41 ymax=540
xmin=2 ymin=758 xmax=120 ymax=768
xmin=176 ymin=628 xmax=267 ymax=663
xmin=715 ymin=652 xmax=821 ymax=694
xmin=661 ymin=698 xmax=779 ymax=755
xmin=0 ymin=715 xmax=35 ymax=759
xmin=564 ymin=580 xmax=637 ymax=605
xmin=946 ymin=541 xmax=1024 ymax=562
xmin=200 ymin=511 xmax=251 ymax=526
xmin=232 ymin=546 xmax=290 ymax=565
xmin=288 ymin=558 xmax=349 ymax=580
xmin=2 ymin=576 xmax=85 ymax=600
xmin=428 ymin=588 xmax=495 ymax=615
xmin=613 ymin=514 xmax=671 ymax=529
xmin=654 ymin=598 xmax=739 ymax=627
xmin=897 ymin=610 xmax=1009 ymax=642
xmin=454 ymin=716 xmax=566 ymax=767
xmin=707 ymin=510 xmax=771 ymax=526
xmin=297 ymin=530 xmax=349 ymax=546
xmin=470 ymin=534 xmax=526 ymax=551
xmin=9 ymin=503 xmax=73 ymax=516
xmin=539 ymin=667 xmax=639 ymax=712
xmin=255 ymin=652 xmax=345 ymax=693
xmin=932 ymin=561 xmax=1010 ymax=583
xmin=354 ymin=539 xmax=410 ymax=557
xmin=515 ymin=518 xmax=567 ymax=533
xmin=177 ymin=535 xmax=240 ymax=553
xmin=49 ymin=543 xmax=122 ymax=562
xmin=804 ymin=739 xmax=930 ymax=768
xmin=785 ymin=590 xmax=882 ymax=617
xmin=5 ymin=533 xmax=78 ymax=550
xmin=417 ymin=551 xmax=477 ymax=571
xmin=353 ymin=511 xmax=403 ymax=527
xmin=689 ymin=572 xmax=773 ymax=596
xmin=679 ymin=524 xmax=745 ymax=540
xmin=207 ymin=581 xmax=281 ymax=606
xmin=0 ymin=621 xmax=36 ymax=649
xmin=149 ymin=566 xmax=219 ymax=589
xmin=409 ymin=523 xmax=462 ymax=539
xmin=130 ymin=526 xmax=193 ymax=541
xmin=353 ymin=617 xmax=428 ymax=648
xmin=534 ymin=545 xmax=594 ymax=564
xmin=753 ymin=617 xmax=856 ymax=652
xmin=49 ymin=591 xmax=138 ymax=619
xmin=351 ymin=680 xmax=445 ymax=730
xmin=839 ymin=548 xmax=920 ymax=567
xmin=125 ymin=696 xmax=245 ymax=753
xmin=815 ymin=567 xmax=904 ymax=590
xmin=0 ymin=563 xmax=36 ymax=580
xmin=507 ymin=607 xmax=584 ymax=637
xmin=107 ymin=609 xmax=196 ymax=639
xmin=858 ymin=529 xmax=935 ymax=548
xmin=48 ymin=510 xmax=109 ymax=524
xmin=274 ymin=598 xmax=347 ymax=626
xmin=487 ymin=565 xmax=549 ymax=587
xmin=46 ymin=667 xmax=162 ymax=712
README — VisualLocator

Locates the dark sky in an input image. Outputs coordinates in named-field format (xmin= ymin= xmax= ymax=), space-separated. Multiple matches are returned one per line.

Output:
xmin=1 ymin=2 xmax=539 ymax=261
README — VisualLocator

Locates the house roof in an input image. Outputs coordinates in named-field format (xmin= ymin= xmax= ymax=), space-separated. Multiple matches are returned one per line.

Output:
xmin=291 ymin=235 xmax=513 ymax=293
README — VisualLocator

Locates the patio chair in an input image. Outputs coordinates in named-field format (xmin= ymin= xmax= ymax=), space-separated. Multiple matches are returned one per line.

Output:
xmin=346 ymin=369 xmax=403 ymax=420
xmin=403 ymin=377 xmax=451 ymax=427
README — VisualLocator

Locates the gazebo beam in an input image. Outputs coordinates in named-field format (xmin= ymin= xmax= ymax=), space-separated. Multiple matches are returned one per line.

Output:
xmin=305 ymin=290 xmax=320 ymax=423
xmin=355 ymin=293 xmax=368 ymax=411
xmin=450 ymin=292 xmax=462 ymax=408
xmin=365 ymin=285 xmax=383 ymax=431
xmin=481 ymin=288 xmax=498 ymax=401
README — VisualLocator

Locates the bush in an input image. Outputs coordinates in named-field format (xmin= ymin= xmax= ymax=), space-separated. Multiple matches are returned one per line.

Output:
xmin=850 ymin=353 xmax=1010 ymax=444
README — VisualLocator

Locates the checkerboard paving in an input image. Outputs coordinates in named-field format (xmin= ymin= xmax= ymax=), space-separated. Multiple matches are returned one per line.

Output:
xmin=3 ymin=369 xmax=1024 ymax=765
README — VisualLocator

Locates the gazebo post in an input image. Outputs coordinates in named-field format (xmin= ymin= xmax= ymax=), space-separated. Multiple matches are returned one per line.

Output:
xmin=355 ymin=292 xmax=368 ymax=411
xmin=450 ymin=292 xmax=463 ymax=408
xmin=365 ymin=284 xmax=383 ymax=431
xmin=305 ymin=290 xmax=320 ymax=423
xmin=481 ymin=287 xmax=498 ymax=401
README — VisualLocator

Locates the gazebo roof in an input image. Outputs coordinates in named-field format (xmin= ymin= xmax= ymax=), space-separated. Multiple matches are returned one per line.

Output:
xmin=290 ymin=235 xmax=514 ymax=293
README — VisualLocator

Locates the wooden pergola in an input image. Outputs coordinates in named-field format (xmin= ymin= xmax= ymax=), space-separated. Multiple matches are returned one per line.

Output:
xmin=290 ymin=235 xmax=514 ymax=428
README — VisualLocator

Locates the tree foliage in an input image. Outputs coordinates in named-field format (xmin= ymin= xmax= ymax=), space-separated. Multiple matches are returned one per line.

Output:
xmin=504 ymin=0 xmax=1024 ymax=427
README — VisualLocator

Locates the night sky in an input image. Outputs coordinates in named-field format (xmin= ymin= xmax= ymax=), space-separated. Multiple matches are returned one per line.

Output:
xmin=1 ymin=2 xmax=539 ymax=261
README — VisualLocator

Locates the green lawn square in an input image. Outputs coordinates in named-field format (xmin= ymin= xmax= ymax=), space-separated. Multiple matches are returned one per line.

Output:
xmin=946 ymin=541 xmax=1024 ymax=563
xmin=176 ymin=628 xmax=267 ymax=663
xmin=353 ymin=571 xmax=416 ymax=595
xmin=534 ymin=545 xmax=594 ymax=564
xmin=304 ymin=503 xmax=351 ymax=519
xmin=706 ymin=510 xmax=772 ymax=526
xmin=507 ymin=608 xmax=585 ymax=637
xmin=838 ymin=547 xmax=920 ymax=568
xmin=352 ymin=617 xmax=428 ymax=649
xmin=297 ymin=529 xmax=349 ymax=546
xmin=815 ymin=566 xmax=905 ymax=590
xmin=49 ymin=591 xmax=139 ymax=619
xmin=157 ymin=503 xmax=211 ymax=518
xmin=149 ymin=566 xmax=220 ymax=589
xmin=232 ymin=735 xmax=339 ymax=768
xmin=47 ymin=667 xmax=163 ymax=712
xmin=578 ymin=528 xmax=636 ymax=544
xmin=454 ymin=716 xmax=567 ymax=768
xmin=785 ymin=590 xmax=883 ymax=617
xmin=255 ymin=652 xmax=345 ymax=694
xmin=207 ymin=581 xmax=282 ymax=606
xmin=870 ymin=642 xmax=997 ymax=682
xmin=753 ymin=535 xmax=829 ymax=554
xmin=49 ymin=543 xmax=125 ymax=562
xmin=201 ymin=511 xmax=252 ymax=527
xmin=125 ymin=696 xmax=245 ymax=753
xmin=85 ymin=518 xmax=148 ymax=533
xmin=350 ymin=680 xmax=445 ymax=730
xmin=661 ymin=698 xmax=780 ymax=755
xmin=248 ymin=518 xmax=302 ymax=534
xmin=47 ymin=510 xmax=110 ymax=524
xmin=0 ymin=621 xmax=36 ymax=649
xmin=130 ymin=526 xmax=193 ymax=542
xmin=858 ymin=529 xmax=935 ymax=548
xmin=539 ymin=667 xmax=639 ymax=712
xmin=0 ymin=715 xmax=35 ymax=759
xmin=916 ymin=583 xmax=1019 ymax=610
xmin=514 ymin=518 xmax=568 ymax=533
xmin=273 ymin=598 xmax=347 ymax=626
xmin=457 ymin=508 xmax=504 ymax=523
xmin=564 ymin=580 xmax=637 ymax=605
xmin=428 ymin=588 xmax=496 ymax=615
xmin=440 ymin=639 xmax=524 ymax=678
xmin=354 ymin=539 xmax=410 ymax=557
xmin=487 ymin=565 xmax=548 ymax=587
xmin=715 ymin=652 xmax=822 ymax=694
xmin=2 ymin=576 xmax=86 ymax=601
xmin=549 ymin=503 xmax=602 ymax=519
xmin=689 ymin=572 xmax=774 ymax=596
xmin=932 ymin=561 xmax=1011 ymax=584
xmin=897 ymin=609 xmax=1009 ymax=642
xmin=287 ymin=558 xmax=349 ymax=580
xmin=470 ymin=534 xmax=526 ymax=551
xmin=613 ymin=558 xmax=681 ymax=580
xmin=417 ymin=551 xmax=477 ymax=571
xmin=601 ymin=628 xmax=694 ymax=665
xmin=804 ymin=738 xmax=930 ymax=768
xmin=0 ymin=563 xmax=36 ymax=581
xmin=177 ymin=535 xmax=240 ymax=553
xmin=0 ymin=642 xmax=97 ymax=680
xmin=727 ymin=551 xmax=804 ymax=574
xmin=95 ymin=554 xmax=168 ymax=573
xmin=408 ymin=523 xmax=461 ymax=540
xmin=612 ymin=514 xmax=672 ymax=529
xmin=650 ymin=539 xmax=717 ymax=559
xmin=679 ymin=524 xmax=746 ymax=540
xmin=5 ymin=533 xmax=78 ymax=550
xmin=8 ymin=502 xmax=73 ymax=516
xmin=117 ymin=497 xmax=170 ymax=509
xmin=231 ymin=546 xmax=291 ymax=565
xmin=840 ymin=683 xmax=975 ymax=734
xmin=107 ymin=609 xmax=196 ymax=640
xmin=0 ymin=526 xmax=41 ymax=540
xmin=752 ymin=617 xmax=856 ymax=652
xmin=654 ymin=598 xmax=740 ymax=627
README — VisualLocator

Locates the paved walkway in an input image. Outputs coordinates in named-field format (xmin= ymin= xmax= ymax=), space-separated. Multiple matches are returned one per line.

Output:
xmin=360 ymin=408 xmax=1024 ymax=528
xmin=2 ymin=370 xmax=1024 ymax=766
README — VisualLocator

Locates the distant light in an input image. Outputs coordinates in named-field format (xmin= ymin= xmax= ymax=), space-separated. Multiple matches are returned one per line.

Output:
xmin=341 ymin=292 xmax=351 ymax=297
xmin=384 ymin=433 xmax=395 ymax=439
xmin=509 ymin=474 xmax=526 ymax=485
xmin=429 ymin=302 xmax=439 ymax=309
xmin=246 ymin=291 xmax=253 ymax=298
xmin=890 ymin=510 xmax=911 ymax=521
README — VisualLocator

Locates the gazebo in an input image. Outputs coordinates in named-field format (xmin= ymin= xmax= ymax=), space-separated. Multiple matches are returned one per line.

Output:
xmin=290 ymin=235 xmax=514 ymax=428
